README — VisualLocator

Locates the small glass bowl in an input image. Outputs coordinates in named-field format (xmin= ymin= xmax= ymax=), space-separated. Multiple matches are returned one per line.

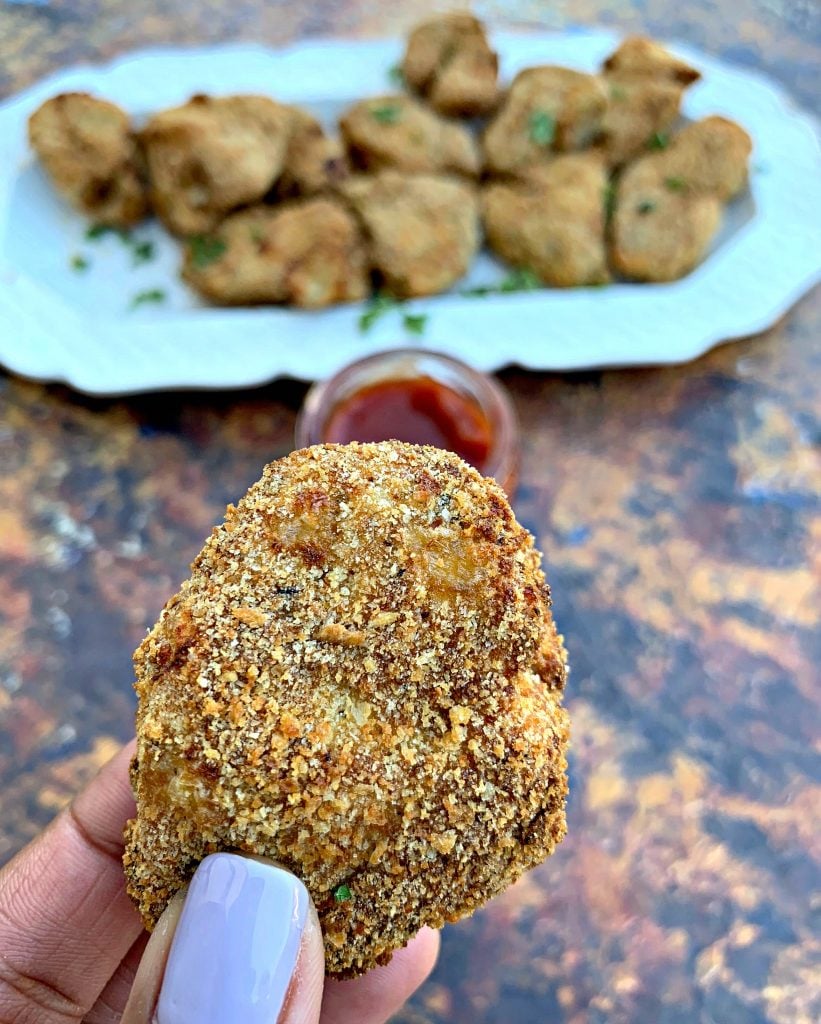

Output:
xmin=295 ymin=348 xmax=520 ymax=495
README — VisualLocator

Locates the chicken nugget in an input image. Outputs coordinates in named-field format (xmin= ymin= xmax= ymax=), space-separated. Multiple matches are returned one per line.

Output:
xmin=28 ymin=92 xmax=147 ymax=227
xmin=611 ymin=157 xmax=722 ymax=282
xmin=339 ymin=94 xmax=480 ymax=177
xmin=341 ymin=171 xmax=479 ymax=297
xmin=181 ymin=198 xmax=368 ymax=308
xmin=482 ymin=66 xmax=607 ymax=175
xmin=483 ymin=154 xmax=610 ymax=287
xmin=600 ymin=76 xmax=685 ymax=167
xmin=602 ymin=36 xmax=701 ymax=85
xmin=654 ymin=116 xmax=752 ymax=202
xmin=140 ymin=94 xmax=293 ymax=235
xmin=124 ymin=442 xmax=569 ymax=978
xmin=277 ymin=106 xmax=350 ymax=198
xmin=402 ymin=12 xmax=499 ymax=117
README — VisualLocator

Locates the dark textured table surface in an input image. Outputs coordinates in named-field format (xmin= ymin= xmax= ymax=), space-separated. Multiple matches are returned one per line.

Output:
xmin=1 ymin=2 xmax=819 ymax=1022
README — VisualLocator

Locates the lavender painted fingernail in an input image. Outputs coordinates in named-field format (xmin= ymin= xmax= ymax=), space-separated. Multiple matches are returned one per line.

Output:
xmin=156 ymin=853 xmax=309 ymax=1024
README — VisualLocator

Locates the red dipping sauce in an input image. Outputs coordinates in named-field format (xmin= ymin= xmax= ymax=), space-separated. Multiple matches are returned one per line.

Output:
xmin=324 ymin=376 xmax=494 ymax=472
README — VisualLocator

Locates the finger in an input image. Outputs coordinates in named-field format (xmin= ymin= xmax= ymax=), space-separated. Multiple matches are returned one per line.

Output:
xmin=84 ymin=932 xmax=148 ymax=1024
xmin=320 ymin=928 xmax=440 ymax=1024
xmin=0 ymin=740 xmax=143 ymax=1024
xmin=122 ymin=853 xmax=325 ymax=1024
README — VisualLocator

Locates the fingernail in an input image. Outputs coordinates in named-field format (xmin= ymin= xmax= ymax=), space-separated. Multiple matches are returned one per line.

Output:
xmin=156 ymin=853 xmax=309 ymax=1024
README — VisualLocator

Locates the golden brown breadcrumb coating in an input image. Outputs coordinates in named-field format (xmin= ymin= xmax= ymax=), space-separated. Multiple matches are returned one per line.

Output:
xmin=181 ymin=198 xmax=369 ymax=308
xmin=341 ymin=171 xmax=480 ymax=297
xmin=599 ymin=76 xmax=685 ymax=168
xmin=140 ymin=94 xmax=293 ymax=235
xmin=402 ymin=12 xmax=499 ymax=117
xmin=339 ymin=94 xmax=480 ymax=178
xmin=482 ymin=154 xmax=611 ymax=287
xmin=602 ymin=35 xmax=701 ymax=85
xmin=277 ymin=106 xmax=350 ymax=198
xmin=653 ymin=116 xmax=752 ymax=202
xmin=28 ymin=92 xmax=147 ymax=227
xmin=124 ymin=443 xmax=569 ymax=978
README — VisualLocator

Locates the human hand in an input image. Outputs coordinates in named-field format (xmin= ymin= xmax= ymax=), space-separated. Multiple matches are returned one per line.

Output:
xmin=0 ymin=741 xmax=439 ymax=1023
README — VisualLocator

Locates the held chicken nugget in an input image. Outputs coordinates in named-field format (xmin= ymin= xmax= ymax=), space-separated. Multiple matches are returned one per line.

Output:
xmin=341 ymin=171 xmax=480 ymax=297
xmin=482 ymin=66 xmax=608 ymax=175
xmin=402 ymin=12 xmax=499 ymax=117
xmin=339 ymin=94 xmax=480 ymax=177
xmin=28 ymin=92 xmax=147 ymax=227
xmin=602 ymin=35 xmax=701 ymax=85
xmin=124 ymin=442 xmax=569 ymax=978
xmin=611 ymin=158 xmax=722 ymax=282
xmin=181 ymin=198 xmax=369 ymax=308
xmin=483 ymin=154 xmax=610 ymax=287
xmin=141 ymin=94 xmax=293 ymax=235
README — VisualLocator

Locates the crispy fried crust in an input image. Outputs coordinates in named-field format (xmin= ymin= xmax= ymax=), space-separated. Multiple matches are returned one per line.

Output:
xmin=600 ymin=76 xmax=685 ymax=168
xmin=124 ymin=443 xmax=569 ymax=978
xmin=181 ymin=198 xmax=369 ymax=308
xmin=140 ymin=94 xmax=293 ymax=235
xmin=402 ymin=13 xmax=499 ymax=117
xmin=339 ymin=94 xmax=480 ymax=178
xmin=602 ymin=36 xmax=701 ymax=85
xmin=483 ymin=66 xmax=607 ymax=175
xmin=482 ymin=154 xmax=611 ymax=287
xmin=341 ymin=171 xmax=480 ymax=297
xmin=653 ymin=116 xmax=753 ymax=202
xmin=28 ymin=92 xmax=147 ymax=227
xmin=277 ymin=106 xmax=350 ymax=199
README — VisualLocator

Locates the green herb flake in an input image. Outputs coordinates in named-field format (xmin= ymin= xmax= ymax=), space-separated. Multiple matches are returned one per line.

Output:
xmin=402 ymin=312 xmax=428 ymax=336
xmin=371 ymin=104 xmax=401 ymax=125
xmin=250 ymin=225 xmax=266 ymax=247
xmin=333 ymin=884 xmax=353 ymax=903
xmin=85 ymin=223 xmax=130 ymax=242
xmin=358 ymin=293 xmax=401 ymax=332
xmin=70 ymin=253 xmax=90 ymax=272
xmin=388 ymin=64 xmax=405 ymax=87
xmin=500 ymin=267 xmax=541 ymax=292
xmin=664 ymin=176 xmax=686 ymax=192
xmin=647 ymin=130 xmax=670 ymax=151
xmin=131 ymin=239 xmax=155 ymax=266
xmin=609 ymin=84 xmax=628 ymax=101
xmin=528 ymin=109 xmax=556 ymax=147
xmin=129 ymin=288 xmax=166 ymax=310
xmin=189 ymin=235 xmax=227 ymax=269
xmin=603 ymin=182 xmax=617 ymax=223
xmin=461 ymin=284 xmax=494 ymax=297
xmin=637 ymin=199 xmax=656 ymax=215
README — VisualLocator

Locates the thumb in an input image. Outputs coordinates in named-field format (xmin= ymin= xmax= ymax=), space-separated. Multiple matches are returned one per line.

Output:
xmin=122 ymin=853 xmax=325 ymax=1024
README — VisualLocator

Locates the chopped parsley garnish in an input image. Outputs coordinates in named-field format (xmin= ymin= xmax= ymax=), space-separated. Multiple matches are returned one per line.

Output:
xmin=70 ymin=253 xmax=89 ymax=272
xmin=189 ymin=235 xmax=227 ymax=269
xmin=647 ymin=130 xmax=670 ymax=151
xmin=402 ymin=312 xmax=428 ymax=336
xmin=250 ymin=225 xmax=266 ymax=247
xmin=609 ymin=84 xmax=628 ymax=101
xmin=333 ymin=884 xmax=352 ymax=903
xmin=460 ymin=284 xmax=494 ymax=297
xmin=664 ymin=176 xmax=686 ymax=192
xmin=85 ymin=223 xmax=130 ymax=242
xmin=371 ymin=104 xmax=401 ymax=124
xmin=500 ymin=267 xmax=541 ymax=292
xmin=359 ymin=293 xmax=401 ymax=332
xmin=129 ymin=288 xmax=166 ymax=309
xmin=131 ymin=239 xmax=155 ymax=266
xmin=603 ymin=182 xmax=617 ymax=223
xmin=528 ymin=109 xmax=556 ymax=147
xmin=388 ymin=64 xmax=405 ymax=87
xmin=637 ymin=199 xmax=656 ymax=214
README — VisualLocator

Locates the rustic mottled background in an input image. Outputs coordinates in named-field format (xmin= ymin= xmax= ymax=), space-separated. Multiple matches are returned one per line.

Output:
xmin=0 ymin=2 xmax=819 ymax=1022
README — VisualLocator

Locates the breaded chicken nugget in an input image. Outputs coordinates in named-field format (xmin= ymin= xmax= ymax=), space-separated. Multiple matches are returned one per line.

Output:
xmin=603 ymin=36 xmax=701 ymax=85
xmin=482 ymin=67 xmax=607 ymax=175
xmin=600 ymin=76 xmax=685 ymax=167
xmin=654 ymin=116 xmax=752 ymax=202
xmin=124 ymin=442 xmax=569 ymax=978
xmin=402 ymin=12 xmax=499 ymax=117
xmin=28 ymin=92 xmax=147 ymax=227
xmin=339 ymin=94 xmax=480 ymax=177
xmin=611 ymin=157 xmax=722 ymax=282
xmin=341 ymin=171 xmax=479 ymax=297
xmin=483 ymin=154 xmax=610 ymax=287
xmin=277 ymin=106 xmax=350 ymax=198
xmin=141 ymin=94 xmax=293 ymax=235
xmin=181 ymin=198 xmax=368 ymax=308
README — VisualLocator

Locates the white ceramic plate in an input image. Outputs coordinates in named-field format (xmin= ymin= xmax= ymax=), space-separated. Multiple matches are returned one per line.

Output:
xmin=0 ymin=30 xmax=819 ymax=394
